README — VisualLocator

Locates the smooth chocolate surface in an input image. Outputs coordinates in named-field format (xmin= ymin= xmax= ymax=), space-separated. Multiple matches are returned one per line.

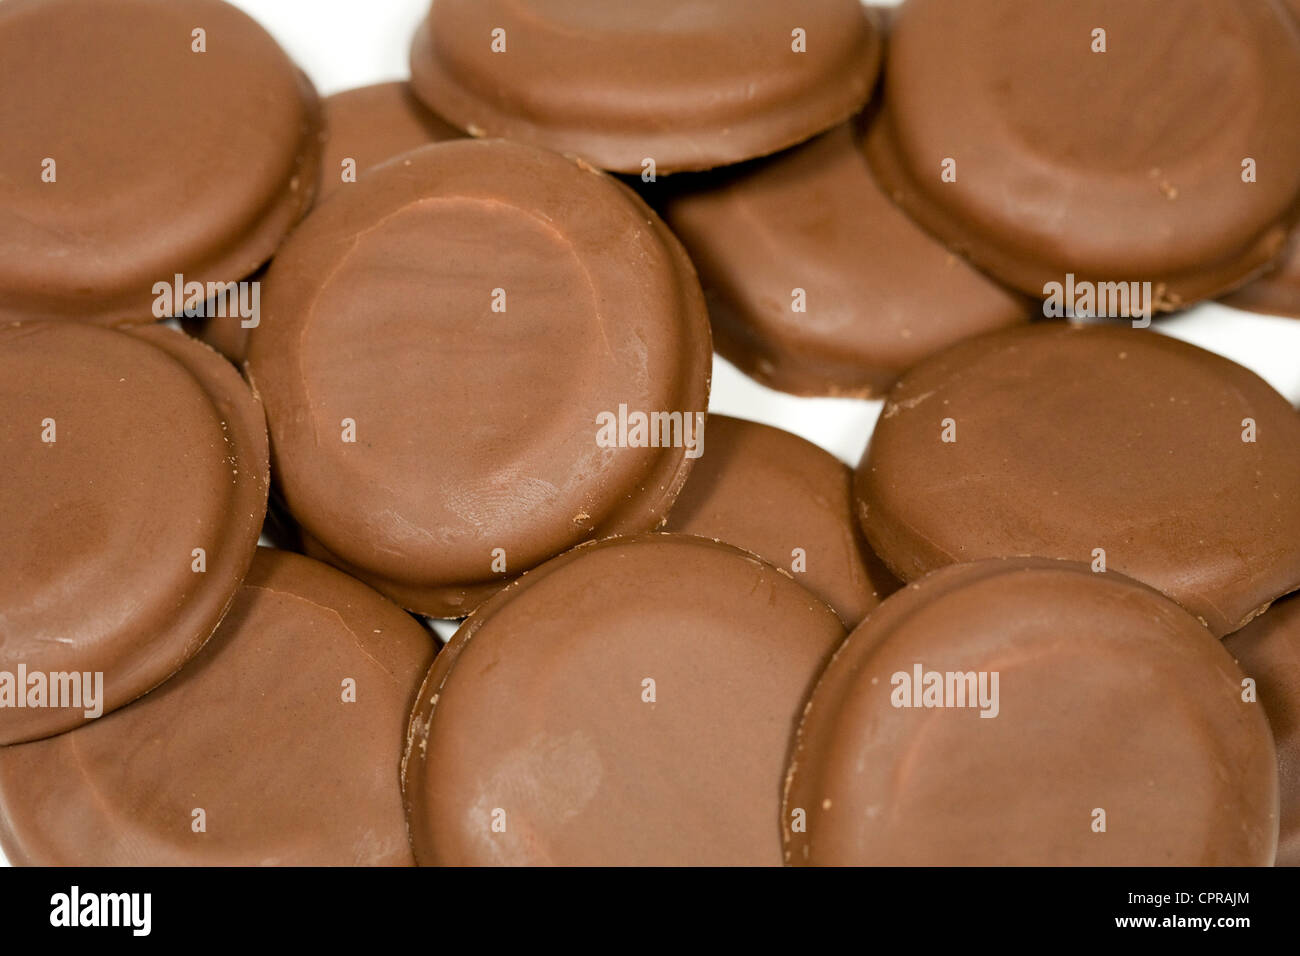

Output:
xmin=189 ymin=82 xmax=463 ymax=363
xmin=0 ymin=322 xmax=268 ymax=744
xmin=785 ymin=559 xmax=1279 ymax=865
xmin=1225 ymin=593 xmax=1300 ymax=866
xmin=1222 ymin=229 xmax=1300 ymax=318
xmin=662 ymin=119 xmax=1029 ymax=397
xmin=1216 ymin=0 xmax=1300 ymax=317
xmin=403 ymin=534 xmax=845 ymax=865
xmin=318 ymin=81 xmax=462 ymax=204
xmin=0 ymin=0 xmax=322 ymax=325
xmin=856 ymin=323 xmax=1300 ymax=637
xmin=0 ymin=549 xmax=434 ymax=865
xmin=409 ymin=0 xmax=882 ymax=174
xmin=665 ymin=415 xmax=899 ymax=626
xmin=866 ymin=0 xmax=1300 ymax=307
xmin=246 ymin=140 xmax=711 ymax=618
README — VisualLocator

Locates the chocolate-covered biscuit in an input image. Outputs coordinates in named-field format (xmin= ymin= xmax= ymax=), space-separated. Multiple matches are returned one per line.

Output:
xmin=662 ymin=120 xmax=1029 ymax=397
xmin=403 ymin=534 xmax=845 ymax=865
xmin=247 ymin=140 xmax=711 ymax=618
xmin=785 ymin=559 xmax=1279 ymax=865
xmin=665 ymin=415 xmax=899 ymax=626
xmin=856 ymin=323 xmax=1300 ymax=637
xmin=0 ymin=550 xmax=433 ymax=865
xmin=180 ymin=263 xmax=267 ymax=367
xmin=409 ymin=0 xmax=882 ymax=174
xmin=0 ymin=0 xmax=322 ymax=325
xmin=1222 ymin=230 xmax=1300 ymax=319
xmin=0 ymin=323 xmax=268 ymax=744
xmin=1225 ymin=593 xmax=1300 ymax=866
xmin=318 ymin=81 xmax=462 ymax=204
xmin=189 ymin=82 xmax=463 ymax=364
xmin=866 ymin=0 xmax=1300 ymax=307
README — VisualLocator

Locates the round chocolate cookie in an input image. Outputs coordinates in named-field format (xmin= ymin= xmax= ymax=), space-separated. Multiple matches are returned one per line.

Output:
xmin=188 ymin=83 xmax=463 ymax=364
xmin=408 ymin=0 xmax=882 ymax=174
xmin=661 ymin=120 xmax=1029 ymax=397
xmin=865 ymin=0 xmax=1300 ymax=307
xmin=246 ymin=140 xmax=711 ymax=618
xmin=1222 ymin=230 xmax=1300 ymax=318
xmin=664 ymin=415 xmax=899 ymax=626
xmin=319 ymin=81 xmax=462 ymax=204
xmin=403 ymin=534 xmax=845 ymax=865
xmin=784 ymin=559 xmax=1279 ymax=866
xmin=0 ymin=549 xmax=434 ymax=865
xmin=1225 ymin=593 xmax=1300 ymax=866
xmin=0 ymin=322 xmax=268 ymax=744
xmin=856 ymin=323 xmax=1300 ymax=637
xmin=0 ymin=0 xmax=322 ymax=325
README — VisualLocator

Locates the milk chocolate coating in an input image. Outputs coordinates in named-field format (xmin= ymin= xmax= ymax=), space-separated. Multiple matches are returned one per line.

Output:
xmin=0 ymin=0 xmax=322 ymax=325
xmin=0 ymin=323 xmax=268 ymax=744
xmin=785 ymin=559 xmax=1279 ymax=866
xmin=189 ymin=82 xmax=463 ymax=363
xmin=180 ymin=263 xmax=266 ymax=367
xmin=403 ymin=534 xmax=845 ymax=865
xmin=409 ymin=0 xmax=882 ymax=174
xmin=664 ymin=415 xmax=899 ymax=626
xmin=319 ymin=82 xmax=462 ymax=204
xmin=1222 ymin=229 xmax=1300 ymax=318
xmin=857 ymin=323 xmax=1300 ymax=637
xmin=1225 ymin=593 xmax=1300 ymax=866
xmin=0 ymin=549 xmax=434 ymax=865
xmin=661 ymin=119 xmax=1029 ymax=397
xmin=865 ymin=0 xmax=1300 ymax=307
xmin=247 ymin=140 xmax=712 ymax=618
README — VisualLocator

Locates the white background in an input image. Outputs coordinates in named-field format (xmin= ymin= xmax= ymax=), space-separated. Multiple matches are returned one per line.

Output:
xmin=3 ymin=0 xmax=1299 ymax=868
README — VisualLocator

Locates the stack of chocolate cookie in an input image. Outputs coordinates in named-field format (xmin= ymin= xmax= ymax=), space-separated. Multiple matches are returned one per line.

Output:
xmin=2 ymin=0 xmax=1299 ymax=867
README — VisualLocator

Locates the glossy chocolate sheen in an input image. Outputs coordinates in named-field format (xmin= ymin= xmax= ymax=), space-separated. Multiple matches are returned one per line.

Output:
xmin=0 ymin=549 xmax=434 ymax=865
xmin=857 ymin=323 xmax=1300 ymax=638
xmin=190 ymin=82 xmax=463 ymax=363
xmin=661 ymin=120 xmax=1029 ymax=397
xmin=785 ymin=559 xmax=1279 ymax=866
xmin=247 ymin=140 xmax=712 ymax=618
xmin=664 ymin=415 xmax=899 ymax=626
xmin=0 ymin=323 xmax=268 ymax=744
xmin=1225 ymin=593 xmax=1300 ymax=866
xmin=403 ymin=534 xmax=845 ymax=865
xmin=0 ymin=0 xmax=322 ymax=325
xmin=409 ymin=0 xmax=882 ymax=174
xmin=866 ymin=0 xmax=1300 ymax=307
